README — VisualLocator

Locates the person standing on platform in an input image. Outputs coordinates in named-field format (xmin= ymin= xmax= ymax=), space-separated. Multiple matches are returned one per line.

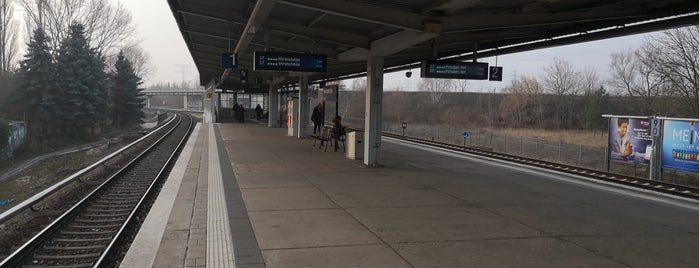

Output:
xmin=332 ymin=116 xmax=345 ymax=151
xmin=237 ymin=105 xmax=246 ymax=123
xmin=255 ymin=104 xmax=263 ymax=119
xmin=233 ymin=102 xmax=240 ymax=122
xmin=311 ymin=103 xmax=323 ymax=134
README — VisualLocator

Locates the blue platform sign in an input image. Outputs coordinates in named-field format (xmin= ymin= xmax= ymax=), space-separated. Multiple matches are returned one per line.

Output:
xmin=254 ymin=51 xmax=326 ymax=73
xmin=462 ymin=131 xmax=470 ymax=139
xmin=221 ymin=52 xmax=237 ymax=69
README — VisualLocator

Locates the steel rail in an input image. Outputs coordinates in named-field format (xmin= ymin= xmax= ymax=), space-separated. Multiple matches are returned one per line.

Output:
xmin=0 ymin=115 xmax=177 ymax=226
xmin=348 ymin=127 xmax=699 ymax=201
xmin=0 ymin=114 xmax=191 ymax=267
xmin=95 ymin=113 xmax=193 ymax=266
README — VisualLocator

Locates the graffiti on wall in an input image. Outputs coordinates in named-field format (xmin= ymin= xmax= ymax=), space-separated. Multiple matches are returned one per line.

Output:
xmin=2 ymin=122 xmax=27 ymax=158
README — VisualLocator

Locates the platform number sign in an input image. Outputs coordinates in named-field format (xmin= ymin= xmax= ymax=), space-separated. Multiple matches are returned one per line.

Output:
xmin=489 ymin=66 xmax=503 ymax=81
xmin=221 ymin=52 xmax=237 ymax=69
xmin=651 ymin=118 xmax=660 ymax=137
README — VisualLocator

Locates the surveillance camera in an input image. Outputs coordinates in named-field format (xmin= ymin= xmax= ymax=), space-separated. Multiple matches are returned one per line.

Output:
xmin=405 ymin=71 xmax=412 ymax=78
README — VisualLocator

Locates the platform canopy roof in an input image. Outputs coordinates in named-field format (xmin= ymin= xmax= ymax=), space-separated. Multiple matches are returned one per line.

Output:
xmin=167 ymin=0 xmax=699 ymax=92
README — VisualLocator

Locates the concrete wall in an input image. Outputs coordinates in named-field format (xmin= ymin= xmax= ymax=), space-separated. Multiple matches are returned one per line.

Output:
xmin=2 ymin=122 xmax=27 ymax=158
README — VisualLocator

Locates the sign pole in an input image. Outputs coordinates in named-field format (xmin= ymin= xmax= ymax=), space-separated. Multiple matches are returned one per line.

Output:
xmin=650 ymin=117 xmax=662 ymax=181
xmin=605 ymin=117 xmax=611 ymax=172
xmin=334 ymin=85 xmax=339 ymax=152
xmin=461 ymin=131 xmax=470 ymax=149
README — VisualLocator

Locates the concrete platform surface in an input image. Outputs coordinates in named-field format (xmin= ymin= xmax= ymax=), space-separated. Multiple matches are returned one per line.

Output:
xmin=126 ymin=122 xmax=699 ymax=268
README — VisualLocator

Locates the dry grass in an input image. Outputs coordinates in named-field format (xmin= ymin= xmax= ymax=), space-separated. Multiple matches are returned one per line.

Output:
xmin=489 ymin=128 xmax=608 ymax=148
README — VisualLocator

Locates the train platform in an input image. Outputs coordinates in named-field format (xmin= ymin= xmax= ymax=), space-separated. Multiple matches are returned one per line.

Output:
xmin=122 ymin=122 xmax=699 ymax=268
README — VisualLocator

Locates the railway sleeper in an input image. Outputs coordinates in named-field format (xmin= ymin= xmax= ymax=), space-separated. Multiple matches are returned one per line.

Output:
xmin=32 ymin=252 xmax=101 ymax=260
xmin=73 ymin=218 xmax=124 ymax=223
xmin=24 ymin=261 xmax=95 ymax=268
xmin=68 ymin=223 xmax=122 ymax=229
xmin=60 ymin=230 xmax=115 ymax=235
xmin=43 ymin=245 xmax=106 ymax=251
xmin=116 ymin=178 xmax=153 ymax=183
xmin=103 ymin=192 xmax=146 ymax=197
xmin=34 ymin=247 xmax=104 ymax=256
xmin=53 ymin=237 xmax=112 ymax=243
xmin=85 ymin=207 xmax=132 ymax=213
xmin=127 ymin=171 xmax=159 ymax=176
xmin=91 ymin=201 xmax=135 ymax=206
xmin=80 ymin=212 xmax=130 ymax=218
xmin=97 ymin=198 xmax=141 ymax=204
xmin=100 ymin=193 xmax=143 ymax=199
xmin=111 ymin=185 xmax=151 ymax=191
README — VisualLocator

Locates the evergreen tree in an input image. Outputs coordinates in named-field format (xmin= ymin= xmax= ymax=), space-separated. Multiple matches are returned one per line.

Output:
xmin=55 ymin=23 xmax=108 ymax=136
xmin=14 ymin=27 xmax=55 ymax=135
xmin=110 ymin=50 xmax=144 ymax=126
xmin=580 ymin=86 xmax=610 ymax=131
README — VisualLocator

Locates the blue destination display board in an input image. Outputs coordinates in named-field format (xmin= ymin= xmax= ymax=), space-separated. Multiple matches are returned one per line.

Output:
xmin=420 ymin=60 xmax=488 ymax=80
xmin=254 ymin=51 xmax=327 ymax=73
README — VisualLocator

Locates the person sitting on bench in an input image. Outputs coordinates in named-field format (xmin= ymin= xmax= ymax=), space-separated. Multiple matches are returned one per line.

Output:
xmin=332 ymin=116 xmax=346 ymax=151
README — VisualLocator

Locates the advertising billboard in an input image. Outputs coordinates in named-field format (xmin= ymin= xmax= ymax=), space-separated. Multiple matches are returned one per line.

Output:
xmin=608 ymin=117 xmax=653 ymax=164
xmin=661 ymin=120 xmax=699 ymax=172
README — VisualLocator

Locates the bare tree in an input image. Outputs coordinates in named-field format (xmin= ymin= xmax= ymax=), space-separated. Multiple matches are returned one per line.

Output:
xmin=105 ymin=43 xmax=154 ymax=80
xmin=639 ymin=26 xmax=699 ymax=117
xmin=543 ymin=57 xmax=580 ymax=96
xmin=350 ymin=77 xmax=366 ymax=91
xmin=0 ymin=0 xmax=19 ymax=74
xmin=417 ymin=78 xmax=453 ymax=103
xmin=18 ymin=0 xmax=136 ymax=56
xmin=500 ymin=75 xmax=542 ymax=127
xmin=579 ymin=67 xmax=600 ymax=96
xmin=454 ymin=79 xmax=469 ymax=92
xmin=608 ymin=49 xmax=665 ymax=115
xmin=542 ymin=57 xmax=580 ymax=128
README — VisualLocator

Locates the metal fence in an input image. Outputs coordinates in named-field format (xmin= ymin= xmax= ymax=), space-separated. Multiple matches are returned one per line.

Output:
xmin=344 ymin=117 xmax=698 ymax=186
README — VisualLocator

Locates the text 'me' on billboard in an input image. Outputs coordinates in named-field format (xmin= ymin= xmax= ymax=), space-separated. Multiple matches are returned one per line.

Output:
xmin=662 ymin=120 xmax=699 ymax=172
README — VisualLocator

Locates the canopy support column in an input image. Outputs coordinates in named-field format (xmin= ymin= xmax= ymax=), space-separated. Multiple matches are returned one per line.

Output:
xmin=364 ymin=56 xmax=384 ymax=166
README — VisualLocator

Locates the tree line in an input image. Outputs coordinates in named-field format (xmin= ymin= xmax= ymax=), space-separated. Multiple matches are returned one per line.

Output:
xmin=0 ymin=0 xmax=148 ymax=143
xmin=338 ymin=26 xmax=699 ymax=131
xmin=12 ymin=24 xmax=143 ymax=139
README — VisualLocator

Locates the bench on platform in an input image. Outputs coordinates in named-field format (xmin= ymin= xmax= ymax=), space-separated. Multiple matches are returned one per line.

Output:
xmin=312 ymin=125 xmax=344 ymax=152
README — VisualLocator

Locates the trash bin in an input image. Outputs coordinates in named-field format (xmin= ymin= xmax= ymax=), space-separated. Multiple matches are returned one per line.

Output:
xmin=346 ymin=131 xmax=364 ymax=160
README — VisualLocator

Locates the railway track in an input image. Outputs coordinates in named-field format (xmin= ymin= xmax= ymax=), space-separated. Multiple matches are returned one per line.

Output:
xmin=0 ymin=113 xmax=194 ymax=268
xmin=376 ymin=130 xmax=699 ymax=201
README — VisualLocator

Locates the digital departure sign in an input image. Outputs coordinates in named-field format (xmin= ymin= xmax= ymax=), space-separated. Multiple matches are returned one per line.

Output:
xmin=420 ymin=60 xmax=489 ymax=80
xmin=254 ymin=51 xmax=327 ymax=73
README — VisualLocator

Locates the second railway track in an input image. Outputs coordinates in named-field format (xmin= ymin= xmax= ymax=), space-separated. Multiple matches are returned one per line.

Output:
xmin=376 ymin=129 xmax=699 ymax=201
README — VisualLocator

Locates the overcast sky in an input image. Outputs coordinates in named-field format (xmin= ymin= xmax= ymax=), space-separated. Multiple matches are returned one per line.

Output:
xmin=120 ymin=0 xmax=655 ymax=91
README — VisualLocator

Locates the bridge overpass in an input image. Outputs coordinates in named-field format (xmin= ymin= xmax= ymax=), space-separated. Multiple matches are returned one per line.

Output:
xmin=141 ymin=88 xmax=205 ymax=110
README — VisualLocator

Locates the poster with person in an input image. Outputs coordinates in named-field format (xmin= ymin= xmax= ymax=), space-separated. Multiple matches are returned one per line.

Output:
xmin=608 ymin=117 xmax=653 ymax=164
xmin=661 ymin=120 xmax=699 ymax=173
